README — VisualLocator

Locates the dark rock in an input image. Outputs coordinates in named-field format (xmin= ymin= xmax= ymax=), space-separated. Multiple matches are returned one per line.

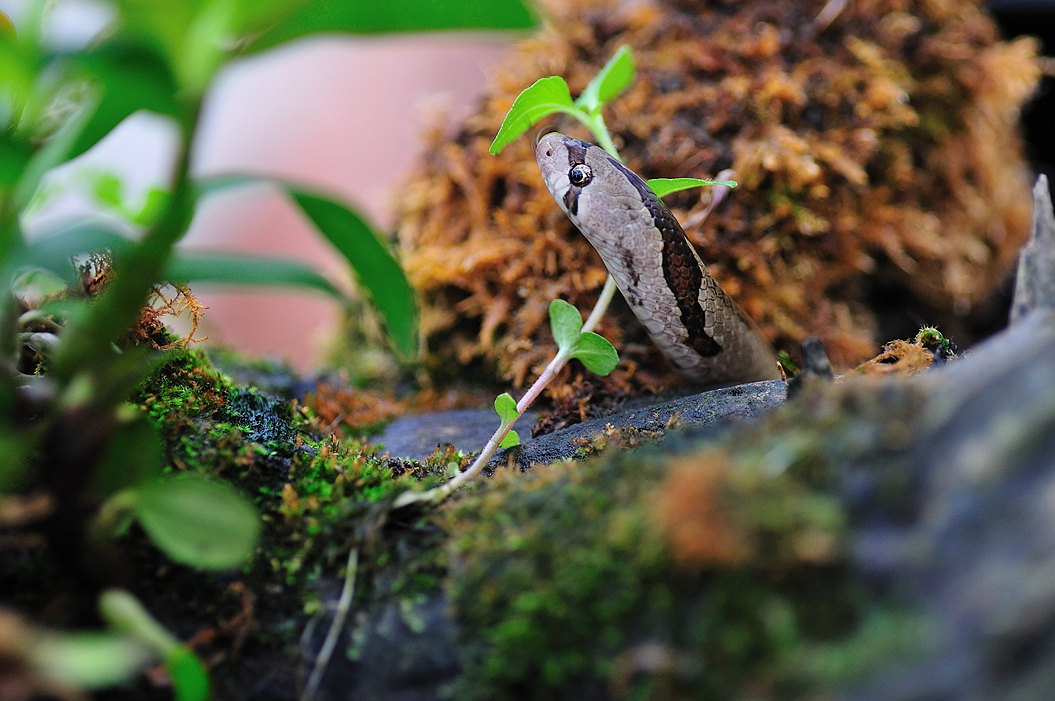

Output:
xmin=302 ymin=594 xmax=460 ymax=701
xmin=496 ymin=379 xmax=788 ymax=468
xmin=376 ymin=408 xmax=537 ymax=461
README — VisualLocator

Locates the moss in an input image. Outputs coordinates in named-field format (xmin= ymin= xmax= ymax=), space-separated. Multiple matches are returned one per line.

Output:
xmin=442 ymin=423 xmax=861 ymax=700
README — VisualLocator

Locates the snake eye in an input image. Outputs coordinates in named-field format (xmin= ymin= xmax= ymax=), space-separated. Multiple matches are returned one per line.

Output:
xmin=568 ymin=163 xmax=593 ymax=187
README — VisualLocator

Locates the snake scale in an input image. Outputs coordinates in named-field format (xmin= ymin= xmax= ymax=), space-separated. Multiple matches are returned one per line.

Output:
xmin=535 ymin=132 xmax=780 ymax=386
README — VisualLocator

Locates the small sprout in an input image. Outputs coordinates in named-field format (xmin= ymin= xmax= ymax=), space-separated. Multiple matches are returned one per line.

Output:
xmin=568 ymin=332 xmax=619 ymax=376
xmin=574 ymin=44 xmax=635 ymax=115
xmin=549 ymin=299 xmax=618 ymax=376
xmin=490 ymin=76 xmax=576 ymax=155
xmin=549 ymin=299 xmax=584 ymax=353
xmin=648 ymin=177 xmax=738 ymax=199
xmin=494 ymin=392 xmax=521 ymax=448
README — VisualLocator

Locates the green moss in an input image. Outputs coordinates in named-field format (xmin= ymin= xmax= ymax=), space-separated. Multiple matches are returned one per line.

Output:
xmin=442 ymin=412 xmax=871 ymax=700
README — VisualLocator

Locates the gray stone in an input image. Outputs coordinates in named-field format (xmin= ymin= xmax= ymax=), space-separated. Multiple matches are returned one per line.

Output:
xmin=1010 ymin=175 xmax=1055 ymax=324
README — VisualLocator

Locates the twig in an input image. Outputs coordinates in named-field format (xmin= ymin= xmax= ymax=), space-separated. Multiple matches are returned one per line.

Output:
xmin=301 ymin=548 xmax=359 ymax=701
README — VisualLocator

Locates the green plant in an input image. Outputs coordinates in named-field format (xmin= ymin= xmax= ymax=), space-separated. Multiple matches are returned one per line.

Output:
xmin=0 ymin=0 xmax=533 ymax=694
xmin=396 ymin=45 xmax=735 ymax=507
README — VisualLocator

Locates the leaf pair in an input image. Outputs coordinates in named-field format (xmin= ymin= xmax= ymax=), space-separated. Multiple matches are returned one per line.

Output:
xmin=549 ymin=299 xmax=618 ymax=375
xmin=490 ymin=45 xmax=635 ymax=155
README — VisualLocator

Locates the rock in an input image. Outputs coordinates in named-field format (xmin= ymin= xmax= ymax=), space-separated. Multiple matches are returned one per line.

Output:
xmin=1011 ymin=175 xmax=1055 ymax=324
xmin=496 ymin=380 xmax=788 ymax=468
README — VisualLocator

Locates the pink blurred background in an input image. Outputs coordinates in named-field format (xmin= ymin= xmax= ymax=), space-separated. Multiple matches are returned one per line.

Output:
xmin=3 ymin=0 xmax=518 ymax=371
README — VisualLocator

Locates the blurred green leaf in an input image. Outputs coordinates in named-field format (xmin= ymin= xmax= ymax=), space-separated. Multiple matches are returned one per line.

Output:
xmin=164 ymin=251 xmax=344 ymax=298
xmin=499 ymin=429 xmax=519 ymax=449
xmin=0 ymin=424 xmax=35 ymax=491
xmin=31 ymin=633 xmax=154 ymax=689
xmin=289 ymin=188 xmax=418 ymax=360
xmin=167 ymin=646 xmax=210 ymax=701
xmin=0 ymin=132 xmax=33 ymax=187
xmin=99 ymin=588 xmax=179 ymax=655
xmin=132 ymin=188 xmax=170 ymax=225
xmin=247 ymin=0 xmax=535 ymax=53
xmin=490 ymin=76 xmax=576 ymax=155
xmin=13 ymin=94 xmax=99 ymax=211
xmin=569 ymin=331 xmax=618 ymax=376
xmin=92 ymin=413 xmax=162 ymax=499
xmin=133 ymin=475 xmax=260 ymax=570
xmin=647 ymin=177 xmax=737 ymax=199
xmin=548 ymin=298 xmax=583 ymax=354
xmin=69 ymin=42 xmax=181 ymax=160
xmin=18 ymin=223 xmax=130 ymax=284
xmin=575 ymin=45 xmax=634 ymax=115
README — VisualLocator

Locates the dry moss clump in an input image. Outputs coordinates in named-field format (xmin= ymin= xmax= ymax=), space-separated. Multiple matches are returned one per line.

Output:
xmin=398 ymin=0 xmax=1040 ymax=393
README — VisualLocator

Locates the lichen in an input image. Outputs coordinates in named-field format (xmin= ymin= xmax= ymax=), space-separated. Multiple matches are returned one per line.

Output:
xmin=398 ymin=0 xmax=1039 ymax=395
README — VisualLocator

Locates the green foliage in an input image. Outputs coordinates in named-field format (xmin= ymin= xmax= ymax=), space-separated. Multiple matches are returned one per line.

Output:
xmin=549 ymin=299 xmax=618 ymax=376
xmin=489 ymin=77 xmax=576 ymax=155
xmin=444 ymin=436 xmax=861 ymax=701
xmin=31 ymin=633 xmax=154 ymax=689
xmin=0 ymin=0 xmax=535 ymax=696
xmin=494 ymin=392 xmax=520 ymax=448
xmin=490 ymin=45 xmax=635 ymax=157
xmin=165 ymin=251 xmax=345 ymax=299
xmin=574 ymin=44 xmax=634 ymax=116
xmin=99 ymin=589 xmax=209 ymax=701
xmin=247 ymin=0 xmax=536 ymax=53
xmin=648 ymin=176 xmax=738 ymax=198
xmin=291 ymin=188 xmax=418 ymax=359
xmin=130 ymin=475 xmax=261 ymax=570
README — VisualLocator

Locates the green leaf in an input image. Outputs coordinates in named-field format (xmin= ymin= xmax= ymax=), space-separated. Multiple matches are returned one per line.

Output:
xmin=647 ymin=177 xmax=738 ymax=199
xmin=0 ymin=424 xmax=37 ymax=491
xmin=499 ymin=429 xmax=520 ymax=449
xmin=99 ymin=589 xmax=179 ymax=657
xmin=548 ymin=298 xmax=583 ymax=354
xmin=569 ymin=332 xmax=618 ymax=376
xmin=164 ymin=252 xmax=344 ymax=299
xmin=31 ymin=633 xmax=154 ymax=690
xmin=490 ymin=76 xmax=577 ymax=155
xmin=0 ymin=132 xmax=33 ymax=188
xmin=69 ymin=41 xmax=181 ymax=160
xmin=18 ymin=223 xmax=131 ymax=284
xmin=133 ymin=476 xmax=261 ymax=570
xmin=167 ymin=647 xmax=210 ymax=701
xmin=575 ymin=45 xmax=635 ymax=114
xmin=494 ymin=392 xmax=518 ymax=424
xmin=247 ymin=0 xmax=536 ymax=54
xmin=289 ymin=189 xmax=418 ymax=360
xmin=13 ymin=94 xmax=100 ymax=211
xmin=92 ymin=414 xmax=162 ymax=499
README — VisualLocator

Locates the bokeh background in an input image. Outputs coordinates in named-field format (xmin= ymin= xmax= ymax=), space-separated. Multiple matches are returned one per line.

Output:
xmin=2 ymin=0 xmax=1053 ymax=372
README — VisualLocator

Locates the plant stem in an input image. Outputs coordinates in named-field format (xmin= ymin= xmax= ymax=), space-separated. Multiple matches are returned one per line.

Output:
xmin=302 ymin=548 xmax=358 ymax=701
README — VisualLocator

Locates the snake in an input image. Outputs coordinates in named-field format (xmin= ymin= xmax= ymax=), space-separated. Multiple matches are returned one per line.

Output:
xmin=535 ymin=132 xmax=780 ymax=386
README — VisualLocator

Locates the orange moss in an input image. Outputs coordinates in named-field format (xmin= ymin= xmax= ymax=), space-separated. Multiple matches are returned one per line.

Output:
xmin=855 ymin=327 xmax=952 ymax=375
xmin=398 ymin=0 xmax=1039 ymax=394
xmin=651 ymin=452 xmax=748 ymax=568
